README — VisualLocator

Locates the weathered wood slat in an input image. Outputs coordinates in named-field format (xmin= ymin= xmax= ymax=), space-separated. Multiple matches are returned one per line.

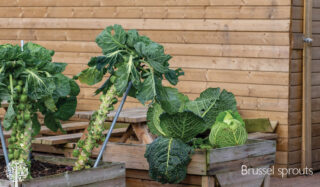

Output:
xmin=248 ymin=133 xmax=278 ymax=140
xmin=33 ymin=128 xmax=127 ymax=145
xmin=60 ymin=56 xmax=290 ymax=73
xmin=40 ymin=122 xmax=89 ymax=135
xmin=0 ymin=29 xmax=291 ymax=46
xmin=0 ymin=18 xmax=290 ymax=31
xmin=0 ymin=0 xmax=292 ymax=7
xmin=0 ymin=40 xmax=290 ymax=59
xmin=215 ymin=165 xmax=268 ymax=187
xmin=0 ymin=6 xmax=291 ymax=19
xmin=126 ymin=169 xmax=202 ymax=186
xmin=207 ymin=154 xmax=275 ymax=175
xmin=76 ymin=80 xmax=289 ymax=99
xmin=208 ymin=139 xmax=276 ymax=164
xmin=75 ymin=108 xmax=148 ymax=123
xmin=3 ymin=122 xmax=88 ymax=138
xmin=33 ymin=133 xmax=83 ymax=145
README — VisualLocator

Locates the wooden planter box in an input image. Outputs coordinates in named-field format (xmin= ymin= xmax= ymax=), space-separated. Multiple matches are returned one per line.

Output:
xmin=0 ymin=155 xmax=125 ymax=187
xmin=103 ymin=139 xmax=276 ymax=187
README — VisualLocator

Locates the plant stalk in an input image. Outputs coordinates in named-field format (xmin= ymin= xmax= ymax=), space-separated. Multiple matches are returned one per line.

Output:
xmin=94 ymin=81 xmax=132 ymax=168
xmin=73 ymin=84 xmax=117 ymax=171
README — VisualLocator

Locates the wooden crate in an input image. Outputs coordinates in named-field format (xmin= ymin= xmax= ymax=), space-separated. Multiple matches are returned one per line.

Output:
xmin=0 ymin=154 xmax=125 ymax=187
xmin=103 ymin=139 xmax=276 ymax=187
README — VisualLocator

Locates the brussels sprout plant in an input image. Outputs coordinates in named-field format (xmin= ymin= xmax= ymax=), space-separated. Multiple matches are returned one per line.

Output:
xmin=72 ymin=25 xmax=184 ymax=171
xmin=0 ymin=43 xmax=79 ymax=175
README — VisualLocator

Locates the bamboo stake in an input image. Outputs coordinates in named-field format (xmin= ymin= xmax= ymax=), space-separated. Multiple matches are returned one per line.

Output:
xmin=302 ymin=0 xmax=313 ymax=169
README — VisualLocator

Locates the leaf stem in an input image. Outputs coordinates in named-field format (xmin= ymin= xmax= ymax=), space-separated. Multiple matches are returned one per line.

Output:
xmin=9 ymin=74 xmax=14 ymax=101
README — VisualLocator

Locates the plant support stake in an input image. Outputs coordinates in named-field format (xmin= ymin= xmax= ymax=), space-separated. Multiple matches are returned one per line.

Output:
xmin=93 ymin=81 xmax=132 ymax=168
xmin=0 ymin=120 xmax=10 ymax=166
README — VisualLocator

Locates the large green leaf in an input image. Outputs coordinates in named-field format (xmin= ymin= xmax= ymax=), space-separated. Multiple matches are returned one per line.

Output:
xmin=3 ymin=102 xmax=16 ymax=130
xmin=54 ymin=74 xmax=71 ymax=97
xmin=144 ymin=137 xmax=192 ymax=184
xmin=96 ymin=24 xmax=127 ymax=55
xmin=0 ymin=82 xmax=9 ymax=100
xmin=136 ymin=73 xmax=159 ymax=104
xmin=44 ymin=96 xmax=57 ymax=112
xmin=78 ymin=67 xmax=104 ymax=86
xmin=44 ymin=112 xmax=62 ymax=132
xmin=156 ymin=86 xmax=188 ymax=114
xmin=134 ymin=42 xmax=171 ymax=72
xmin=22 ymin=42 xmax=54 ymax=65
xmin=42 ymin=62 xmax=67 ymax=74
xmin=186 ymin=88 xmax=237 ymax=129
xmin=54 ymin=96 xmax=77 ymax=121
xmin=159 ymin=111 xmax=207 ymax=142
xmin=69 ymin=79 xmax=80 ymax=96
xmin=31 ymin=113 xmax=41 ymax=137
xmin=26 ymin=70 xmax=56 ymax=100
xmin=147 ymin=103 xmax=166 ymax=136
xmin=114 ymin=55 xmax=140 ymax=95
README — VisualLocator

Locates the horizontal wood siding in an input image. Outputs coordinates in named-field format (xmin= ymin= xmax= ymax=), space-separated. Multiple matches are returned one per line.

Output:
xmin=0 ymin=0 xmax=292 ymax=173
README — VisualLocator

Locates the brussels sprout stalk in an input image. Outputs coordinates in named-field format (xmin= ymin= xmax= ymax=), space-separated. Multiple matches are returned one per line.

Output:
xmin=73 ymin=24 xmax=183 ymax=171
xmin=94 ymin=81 xmax=132 ymax=168
xmin=73 ymin=85 xmax=117 ymax=171
xmin=0 ymin=43 xmax=80 ymax=179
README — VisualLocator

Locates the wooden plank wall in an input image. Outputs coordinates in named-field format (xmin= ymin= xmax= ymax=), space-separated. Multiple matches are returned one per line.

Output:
xmin=0 ymin=0 xmax=293 ymax=171
xmin=312 ymin=0 xmax=320 ymax=170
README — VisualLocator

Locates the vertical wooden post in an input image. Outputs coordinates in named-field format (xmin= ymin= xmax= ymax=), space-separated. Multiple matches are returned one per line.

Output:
xmin=201 ymin=176 xmax=215 ymax=187
xmin=302 ymin=0 xmax=313 ymax=169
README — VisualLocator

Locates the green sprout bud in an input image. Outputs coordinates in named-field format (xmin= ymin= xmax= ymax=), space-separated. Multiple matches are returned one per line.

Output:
xmin=109 ymin=76 xmax=116 ymax=83
xmin=18 ymin=120 xmax=24 ymax=126
xmin=18 ymin=80 xmax=24 ymax=86
xmin=22 ymin=87 xmax=28 ymax=94
xmin=78 ymin=140 xmax=85 ymax=148
xmin=73 ymin=149 xmax=80 ymax=157
xmin=14 ymin=149 xmax=20 ymax=159
xmin=24 ymin=113 xmax=31 ymax=121
xmin=15 ymin=85 xmax=22 ymax=93
xmin=20 ymin=94 xmax=28 ymax=103
xmin=17 ymin=114 xmax=22 ymax=120
xmin=111 ymin=98 xmax=118 ymax=104
xmin=8 ymin=154 xmax=14 ymax=160
xmin=18 ymin=103 xmax=25 ymax=110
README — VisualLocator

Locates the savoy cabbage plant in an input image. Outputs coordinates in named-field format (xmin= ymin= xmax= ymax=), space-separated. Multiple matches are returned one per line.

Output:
xmin=0 ymin=43 xmax=79 ymax=174
xmin=209 ymin=110 xmax=248 ymax=148
xmin=72 ymin=24 xmax=184 ymax=170
xmin=145 ymin=87 xmax=248 ymax=184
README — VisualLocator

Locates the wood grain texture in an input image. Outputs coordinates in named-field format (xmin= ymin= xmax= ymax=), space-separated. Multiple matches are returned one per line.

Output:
xmin=0 ymin=6 xmax=291 ymax=19
xmin=0 ymin=0 xmax=292 ymax=7
xmin=0 ymin=18 xmax=290 ymax=31
xmin=0 ymin=40 xmax=290 ymax=59
xmin=0 ymin=29 xmax=290 ymax=46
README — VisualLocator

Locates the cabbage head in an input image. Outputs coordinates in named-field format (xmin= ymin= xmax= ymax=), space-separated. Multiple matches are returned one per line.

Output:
xmin=209 ymin=110 xmax=248 ymax=148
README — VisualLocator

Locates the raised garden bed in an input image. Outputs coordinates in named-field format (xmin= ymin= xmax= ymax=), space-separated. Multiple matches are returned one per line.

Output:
xmin=0 ymin=154 xmax=125 ymax=187
xmin=103 ymin=139 xmax=276 ymax=187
